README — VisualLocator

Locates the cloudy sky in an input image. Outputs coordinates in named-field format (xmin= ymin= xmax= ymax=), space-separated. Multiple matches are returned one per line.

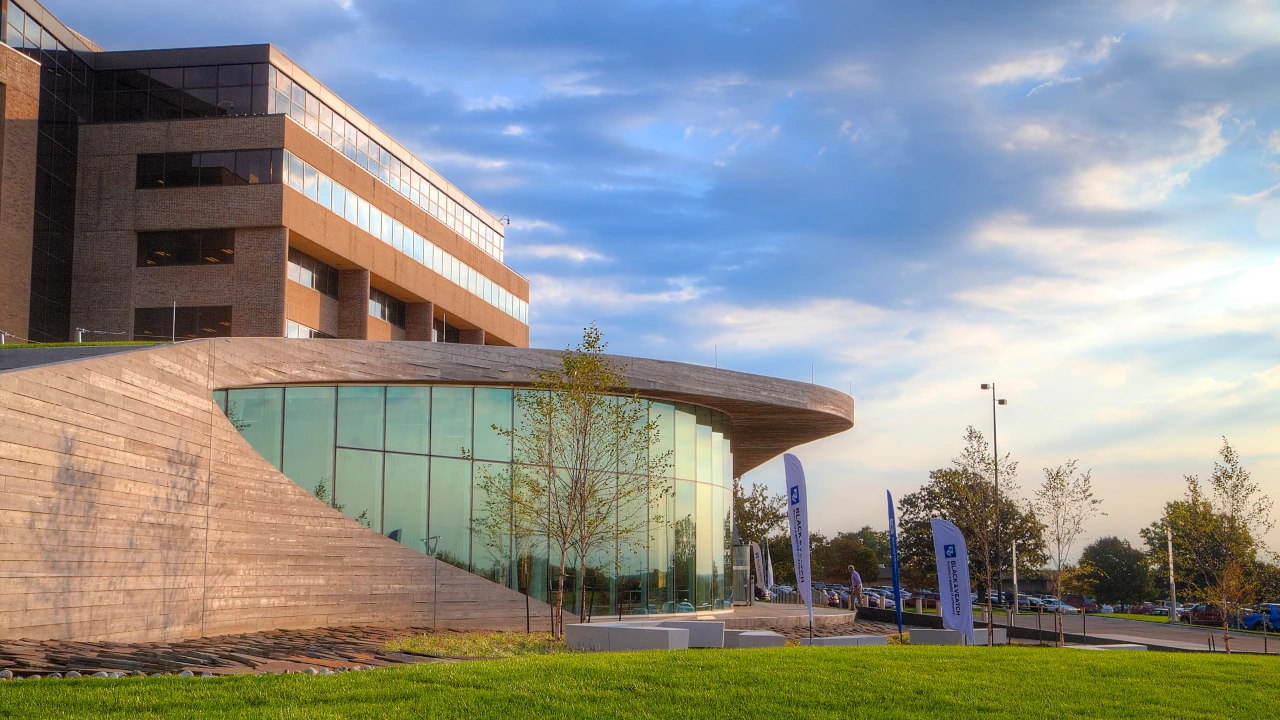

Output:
xmin=54 ymin=0 xmax=1280 ymax=552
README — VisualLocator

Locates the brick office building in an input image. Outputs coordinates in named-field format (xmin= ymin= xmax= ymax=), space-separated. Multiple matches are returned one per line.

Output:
xmin=0 ymin=0 xmax=528 ymax=346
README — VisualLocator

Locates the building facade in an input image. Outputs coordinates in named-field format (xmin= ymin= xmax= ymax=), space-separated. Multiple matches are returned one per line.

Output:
xmin=0 ymin=0 xmax=857 ymax=645
xmin=0 ymin=340 xmax=855 ymax=642
xmin=0 ymin=0 xmax=528 ymax=346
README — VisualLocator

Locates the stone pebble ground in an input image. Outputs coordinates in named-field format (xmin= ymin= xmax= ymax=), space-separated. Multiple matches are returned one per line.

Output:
xmin=0 ymin=617 xmax=900 ymax=681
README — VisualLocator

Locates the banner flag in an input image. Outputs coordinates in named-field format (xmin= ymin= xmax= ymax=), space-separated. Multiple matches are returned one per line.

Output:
xmin=763 ymin=540 xmax=775 ymax=590
xmin=750 ymin=542 xmax=765 ymax=593
xmin=930 ymin=518 xmax=975 ymax=644
xmin=887 ymin=490 xmax=903 ymax=636
xmin=784 ymin=453 xmax=813 ymax=627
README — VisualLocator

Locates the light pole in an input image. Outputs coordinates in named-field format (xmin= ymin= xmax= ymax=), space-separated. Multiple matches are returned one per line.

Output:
xmin=980 ymin=383 xmax=1008 ymax=642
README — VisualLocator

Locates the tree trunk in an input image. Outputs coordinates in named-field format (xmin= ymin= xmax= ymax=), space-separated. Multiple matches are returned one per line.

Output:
xmin=1223 ymin=614 xmax=1232 ymax=654
xmin=555 ymin=549 xmax=568 ymax=640
xmin=985 ymin=554 xmax=994 ymax=647
xmin=577 ymin=563 xmax=588 ymax=623
xmin=1057 ymin=611 xmax=1064 ymax=647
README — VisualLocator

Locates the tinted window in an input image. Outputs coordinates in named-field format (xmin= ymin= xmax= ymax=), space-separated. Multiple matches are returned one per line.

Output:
xmin=136 ymin=150 xmax=283 ymax=189
xmin=137 ymin=229 xmax=234 ymax=267
xmin=133 ymin=305 xmax=232 ymax=340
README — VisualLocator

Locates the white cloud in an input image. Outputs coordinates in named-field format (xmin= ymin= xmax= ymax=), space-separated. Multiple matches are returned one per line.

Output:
xmin=530 ymin=274 xmax=707 ymax=310
xmin=507 ymin=218 xmax=564 ymax=234
xmin=1064 ymin=106 xmax=1231 ymax=210
xmin=1002 ymin=123 xmax=1058 ymax=150
xmin=510 ymin=244 xmax=606 ymax=262
xmin=502 ymin=124 xmax=526 ymax=136
xmin=1234 ymin=181 xmax=1280 ymax=204
xmin=1268 ymin=129 xmax=1280 ymax=154
xmin=465 ymin=95 xmax=515 ymax=111
xmin=974 ymin=50 xmax=1068 ymax=86
xmin=823 ymin=62 xmax=878 ymax=89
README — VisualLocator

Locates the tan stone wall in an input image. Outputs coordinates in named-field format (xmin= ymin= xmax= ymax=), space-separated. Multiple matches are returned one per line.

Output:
xmin=0 ymin=46 xmax=40 ymax=341
xmin=0 ymin=340 xmax=557 ymax=642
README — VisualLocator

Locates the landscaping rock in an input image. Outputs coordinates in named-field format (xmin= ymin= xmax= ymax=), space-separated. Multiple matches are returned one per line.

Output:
xmin=0 ymin=670 xmax=11 ymax=679
xmin=47 ymin=672 xmax=62 ymax=679
xmin=133 ymin=670 xmax=147 ymax=677
xmin=65 ymin=671 xmax=81 ymax=678
xmin=202 ymin=672 xmax=214 ymax=678
xmin=178 ymin=670 xmax=194 ymax=678
xmin=92 ymin=671 xmax=109 ymax=678
xmin=305 ymin=667 xmax=318 ymax=675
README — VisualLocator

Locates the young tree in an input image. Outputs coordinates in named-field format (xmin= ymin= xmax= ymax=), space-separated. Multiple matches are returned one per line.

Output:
xmin=475 ymin=325 xmax=671 ymax=638
xmin=898 ymin=469 xmax=1046 ymax=598
xmin=1035 ymin=460 xmax=1103 ymax=645
xmin=1139 ymin=438 xmax=1272 ymax=653
xmin=731 ymin=478 xmax=787 ymax=544
xmin=1077 ymin=536 xmax=1153 ymax=607
xmin=897 ymin=427 xmax=1045 ymax=645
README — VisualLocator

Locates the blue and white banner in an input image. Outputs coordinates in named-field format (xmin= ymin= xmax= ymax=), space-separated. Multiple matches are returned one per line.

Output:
xmin=750 ymin=542 xmax=765 ymax=593
xmin=887 ymin=491 xmax=903 ymax=636
xmin=784 ymin=453 xmax=813 ymax=626
xmin=763 ymin=540 xmax=775 ymax=590
xmin=931 ymin=518 xmax=974 ymax=644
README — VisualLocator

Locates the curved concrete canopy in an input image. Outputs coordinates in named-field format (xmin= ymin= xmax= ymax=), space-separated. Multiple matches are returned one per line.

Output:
xmin=206 ymin=338 xmax=855 ymax=476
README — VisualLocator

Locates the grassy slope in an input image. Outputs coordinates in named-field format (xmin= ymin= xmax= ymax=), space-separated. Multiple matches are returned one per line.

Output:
xmin=1 ymin=646 xmax=1276 ymax=720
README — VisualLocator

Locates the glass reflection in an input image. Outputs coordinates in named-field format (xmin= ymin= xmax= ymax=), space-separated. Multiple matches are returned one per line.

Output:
xmin=219 ymin=383 xmax=735 ymax=615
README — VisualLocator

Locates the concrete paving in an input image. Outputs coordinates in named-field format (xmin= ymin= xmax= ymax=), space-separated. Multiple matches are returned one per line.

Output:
xmin=991 ymin=612 xmax=1277 ymax=653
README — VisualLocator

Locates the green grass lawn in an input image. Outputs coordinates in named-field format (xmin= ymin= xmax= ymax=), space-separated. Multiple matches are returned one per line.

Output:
xmin=1 ymin=645 xmax=1276 ymax=719
xmin=0 ymin=341 xmax=163 ymax=350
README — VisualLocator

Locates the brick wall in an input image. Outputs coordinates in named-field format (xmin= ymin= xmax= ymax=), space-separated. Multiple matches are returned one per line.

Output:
xmin=0 ymin=46 xmax=40 ymax=341
xmin=73 ymin=118 xmax=289 ymax=339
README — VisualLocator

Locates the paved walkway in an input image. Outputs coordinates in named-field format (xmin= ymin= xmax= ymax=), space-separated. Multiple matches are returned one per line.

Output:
xmin=993 ymin=612 xmax=1278 ymax=653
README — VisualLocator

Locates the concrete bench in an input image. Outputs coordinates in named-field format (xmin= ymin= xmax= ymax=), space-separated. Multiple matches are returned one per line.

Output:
xmin=723 ymin=630 xmax=786 ymax=648
xmin=800 ymin=635 xmax=889 ymax=647
xmin=565 ymin=624 xmax=690 ymax=652
xmin=1069 ymin=643 xmax=1148 ymax=651
xmin=970 ymin=629 xmax=1007 ymax=645
xmin=655 ymin=621 xmax=724 ymax=648
xmin=909 ymin=629 xmax=965 ymax=645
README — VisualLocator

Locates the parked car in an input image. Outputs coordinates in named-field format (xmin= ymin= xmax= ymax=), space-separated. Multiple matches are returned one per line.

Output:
xmin=915 ymin=591 xmax=941 ymax=609
xmin=1041 ymin=599 xmax=1080 ymax=614
xmin=1181 ymin=603 xmax=1225 ymax=626
xmin=1242 ymin=604 xmax=1280 ymax=631
xmin=1100 ymin=604 xmax=1115 ymax=614
xmin=1149 ymin=607 xmax=1169 ymax=617
xmin=1062 ymin=594 xmax=1100 ymax=613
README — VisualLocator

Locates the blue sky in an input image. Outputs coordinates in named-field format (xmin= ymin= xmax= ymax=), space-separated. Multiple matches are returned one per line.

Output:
xmin=56 ymin=0 xmax=1280 ymax=551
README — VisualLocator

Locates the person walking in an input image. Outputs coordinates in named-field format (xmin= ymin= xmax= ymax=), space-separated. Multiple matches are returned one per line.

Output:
xmin=848 ymin=565 xmax=863 ymax=614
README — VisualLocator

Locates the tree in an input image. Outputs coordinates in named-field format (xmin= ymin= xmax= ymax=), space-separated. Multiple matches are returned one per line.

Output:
xmin=732 ymin=478 xmax=787 ymax=544
xmin=820 ymin=534 xmax=878 ymax=585
xmin=897 ymin=427 xmax=1044 ymax=645
xmin=475 ymin=325 xmax=670 ymax=638
xmin=842 ymin=526 xmax=890 ymax=563
xmin=1139 ymin=438 xmax=1273 ymax=653
xmin=1035 ymin=459 xmax=1103 ymax=645
xmin=1077 ymin=536 xmax=1153 ymax=606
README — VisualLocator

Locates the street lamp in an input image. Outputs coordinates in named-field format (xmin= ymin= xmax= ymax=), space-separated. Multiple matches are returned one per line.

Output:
xmin=980 ymin=383 xmax=1008 ymax=643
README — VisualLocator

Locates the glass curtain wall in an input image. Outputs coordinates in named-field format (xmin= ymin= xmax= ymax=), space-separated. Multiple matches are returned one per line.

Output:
xmin=215 ymin=385 xmax=735 ymax=614
xmin=4 ymin=2 xmax=93 ymax=341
